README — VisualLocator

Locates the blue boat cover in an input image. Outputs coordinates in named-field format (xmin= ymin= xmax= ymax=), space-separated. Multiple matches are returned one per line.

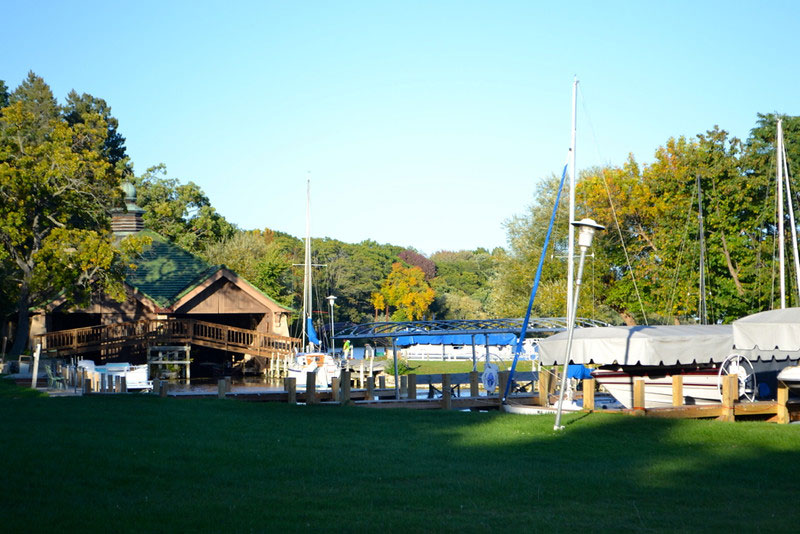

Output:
xmin=395 ymin=333 xmax=517 ymax=347
xmin=306 ymin=317 xmax=321 ymax=345
xmin=567 ymin=364 xmax=593 ymax=380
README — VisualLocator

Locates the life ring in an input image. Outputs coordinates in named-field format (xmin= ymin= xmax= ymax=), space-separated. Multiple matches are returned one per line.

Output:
xmin=482 ymin=363 xmax=499 ymax=394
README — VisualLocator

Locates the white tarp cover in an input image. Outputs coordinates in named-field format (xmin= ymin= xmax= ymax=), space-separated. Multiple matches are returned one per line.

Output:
xmin=536 ymin=325 xmax=734 ymax=366
xmin=732 ymin=307 xmax=800 ymax=351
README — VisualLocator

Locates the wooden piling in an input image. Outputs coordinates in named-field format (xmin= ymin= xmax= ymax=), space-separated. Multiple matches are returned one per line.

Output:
xmin=672 ymin=375 xmax=684 ymax=406
xmin=469 ymin=371 xmax=479 ymax=397
xmin=160 ymin=381 xmax=168 ymax=398
xmin=407 ymin=373 xmax=417 ymax=400
xmin=331 ymin=376 xmax=340 ymax=402
xmin=379 ymin=375 xmax=386 ymax=390
xmin=498 ymin=371 xmax=509 ymax=405
xmin=537 ymin=370 xmax=550 ymax=406
xmin=217 ymin=379 xmax=226 ymax=399
xmin=366 ymin=376 xmax=375 ymax=401
xmin=286 ymin=377 xmax=297 ymax=404
xmin=306 ymin=372 xmax=317 ymax=404
xmin=582 ymin=378 xmax=595 ymax=411
xmin=719 ymin=374 xmax=737 ymax=422
xmin=632 ymin=378 xmax=645 ymax=416
xmin=441 ymin=374 xmax=452 ymax=410
xmin=341 ymin=370 xmax=351 ymax=405
xmin=400 ymin=375 xmax=408 ymax=397
xmin=777 ymin=380 xmax=790 ymax=424
xmin=121 ymin=376 xmax=128 ymax=394
xmin=224 ymin=376 xmax=232 ymax=393
xmin=83 ymin=373 xmax=91 ymax=395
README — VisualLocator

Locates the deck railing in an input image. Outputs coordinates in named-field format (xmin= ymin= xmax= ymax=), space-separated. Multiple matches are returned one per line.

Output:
xmin=37 ymin=318 xmax=300 ymax=358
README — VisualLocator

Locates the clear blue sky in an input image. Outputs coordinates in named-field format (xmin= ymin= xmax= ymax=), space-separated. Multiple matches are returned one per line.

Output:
xmin=3 ymin=1 xmax=799 ymax=254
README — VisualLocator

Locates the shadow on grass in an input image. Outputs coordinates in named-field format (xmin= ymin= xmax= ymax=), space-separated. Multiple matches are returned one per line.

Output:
xmin=0 ymin=384 xmax=798 ymax=532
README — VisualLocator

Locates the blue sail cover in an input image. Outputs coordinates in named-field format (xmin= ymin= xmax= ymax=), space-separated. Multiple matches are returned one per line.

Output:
xmin=306 ymin=317 xmax=320 ymax=345
xmin=395 ymin=333 xmax=517 ymax=347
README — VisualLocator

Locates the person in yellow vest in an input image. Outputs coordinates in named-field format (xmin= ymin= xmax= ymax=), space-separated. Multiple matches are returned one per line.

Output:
xmin=343 ymin=339 xmax=352 ymax=358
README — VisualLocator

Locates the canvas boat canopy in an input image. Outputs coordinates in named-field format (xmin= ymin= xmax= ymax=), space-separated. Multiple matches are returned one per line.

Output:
xmin=537 ymin=325 xmax=734 ymax=367
xmin=732 ymin=308 xmax=800 ymax=351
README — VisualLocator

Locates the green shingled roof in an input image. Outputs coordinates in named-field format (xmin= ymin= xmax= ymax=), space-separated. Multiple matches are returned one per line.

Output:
xmin=125 ymin=230 xmax=220 ymax=308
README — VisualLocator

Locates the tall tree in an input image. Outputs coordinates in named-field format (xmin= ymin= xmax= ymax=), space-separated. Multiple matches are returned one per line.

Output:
xmin=0 ymin=73 xmax=140 ymax=355
xmin=63 ymin=90 xmax=128 ymax=168
xmin=379 ymin=262 xmax=435 ymax=321
xmin=132 ymin=164 xmax=235 ymax=253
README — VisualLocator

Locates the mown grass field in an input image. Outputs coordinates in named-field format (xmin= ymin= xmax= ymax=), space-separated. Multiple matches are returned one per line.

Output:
xmin=2 ymin=378 xmax=799 ymax=532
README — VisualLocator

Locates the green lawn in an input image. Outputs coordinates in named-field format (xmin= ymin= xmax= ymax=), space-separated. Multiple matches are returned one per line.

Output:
xmin=383 ymin=358 xmax=535 ymax=375
xmin=2 ymin=379 xmax=799 ymax=532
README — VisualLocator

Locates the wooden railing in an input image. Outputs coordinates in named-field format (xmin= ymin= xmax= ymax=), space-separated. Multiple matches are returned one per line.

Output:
xmin=37 ymin=318 xmax=300 ymax=359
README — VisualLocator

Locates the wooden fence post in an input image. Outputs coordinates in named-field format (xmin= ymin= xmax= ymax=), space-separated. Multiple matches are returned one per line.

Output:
xmin=633 ymin=377 xmax=646 ymax=416
xmin=407 ymin=374 xmax=417 ymax=400
xmin=537 ymin=370 xmax=550 ymax=406
xmin=441 ymin=373 xmax=452 ymax=410
xmin=719 ymin=374 xmax=736 ymax=422
xmin=306 ymin=372 xmax=317 ymax=404
xmin=672 ymin=375 xmax=684 ymax=407
xmin=777 ymin=380 xmax=790 ymax=424
xmin=582 ymin=378 xmax=595 ymax=411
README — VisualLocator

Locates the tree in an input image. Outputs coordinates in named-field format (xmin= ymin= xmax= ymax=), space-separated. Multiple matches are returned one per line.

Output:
xmin=63 ymin=90 xmax=128 ymax=168
xmin=398 ymin=249 xmax=436 ymax=279
xmin=0 ymin=73 xmax=143 ymax=355
xmin=379 ymin=262 xmax=435 ymax=321
xmin=132 ymin=164 xmax=235 ymax=253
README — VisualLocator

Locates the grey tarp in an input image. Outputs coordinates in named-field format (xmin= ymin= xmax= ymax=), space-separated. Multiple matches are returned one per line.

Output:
xmin=536 ymin=325 xmax=734 ymax=366
xmin=732 ymin=307 xmax=800 ymax=351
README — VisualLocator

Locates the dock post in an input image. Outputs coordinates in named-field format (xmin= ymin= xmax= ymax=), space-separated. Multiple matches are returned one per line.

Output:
xmin=469 ymin=371 xmax=479 ymax=397
xmin=306 ymin=372 xmax=318 ymax=404
xmin=537 ymin=370 xmax=550 ymax=406
xmin=160 ymin=381 xmax=168 ymax=398
xmin=366 ymin=376 xmax=375 ymax=401
xmin=83 ymin=373 xmax=91 ymax=395
xmin=217 ymin=379 xmax=226 ymax=399
xmin=672 ymin=375 xmax=684 ymax=406
xmin=407 ymin=374 xmax=417 ymax=400
xmin=379 ymin=375 xmax=386 ymax=390
xmin=359 ymin=360 xmax=365 ymax=388
xmin=400 ymin=375 xmax=408 ymax=398
xmin=582 ymin=378 xmax=595 ymax=411
xmin=114 ymin=375 xmax=121 ymax=393
xmin=286 ymin=377 xmax=297 ymax=404
xmin=441 ymin=374 xmax=452 ymax=410
xmin=498 ymin=371 xmax=509 ymax=405
xmin=633 ymin=377 xmax=645 ymax=416
xmin=719 ymin=374 xmax=736 ymax=422
xmin=331 ymin=376 xmax=340 ymax=402
xmin=121 ymin=376 xmax=128 ymax=394
xmin=224 ymin=376 xmax=232 ymax=393
xmin=341 ymin=370 xmax=351 ymax=405
xmin=777 ymin=380 xmax=790 ymax=424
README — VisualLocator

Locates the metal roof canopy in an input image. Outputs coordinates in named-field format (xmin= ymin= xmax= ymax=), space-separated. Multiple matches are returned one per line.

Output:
xmin=333 ymin=317 xmax=609 ymax=341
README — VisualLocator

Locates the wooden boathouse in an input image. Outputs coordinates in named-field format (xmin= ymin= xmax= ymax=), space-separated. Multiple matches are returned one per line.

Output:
xmin=33 ymin=183 xmax=299 ymax=376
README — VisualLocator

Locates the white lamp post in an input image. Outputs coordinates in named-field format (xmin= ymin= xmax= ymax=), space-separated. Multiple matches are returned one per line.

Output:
xmin=554 ymin=218 xmax=604 ymax=431
xmin=326 ymin=295 xmax=336 ymax=356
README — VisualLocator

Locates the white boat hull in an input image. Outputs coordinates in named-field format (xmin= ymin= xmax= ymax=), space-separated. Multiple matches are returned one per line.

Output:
xmin=777 ymin=365 xmax=800 ymax=391
xmin=287 ymin=353 xmax=341 ymax=388
xmin=593 ymin=369 xmax=722 ymax=409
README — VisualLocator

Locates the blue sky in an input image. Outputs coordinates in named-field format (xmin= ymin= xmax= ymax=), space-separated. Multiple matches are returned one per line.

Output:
xmin=3 ymin=1 xmax=799 ymax=254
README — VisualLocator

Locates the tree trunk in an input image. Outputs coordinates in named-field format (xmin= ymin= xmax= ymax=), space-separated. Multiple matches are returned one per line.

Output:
xmin=716 ymin=230 xmax=745 ymax=296
xmin=619 ymin=311 xmax=638 ymax=326
xmin=10 ymin=286 xmax=31 ymax=357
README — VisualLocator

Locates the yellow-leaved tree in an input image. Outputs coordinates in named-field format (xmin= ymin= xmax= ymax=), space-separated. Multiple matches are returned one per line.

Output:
xmin=379 ymin=262 xmax=435 ymax=321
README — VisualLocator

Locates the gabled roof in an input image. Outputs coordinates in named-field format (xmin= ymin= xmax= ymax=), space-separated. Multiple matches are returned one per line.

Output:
xmin=125 ymin=230 xmax=292 ymax=313
xmin=125 ymin=230 xmax=218 ymax=308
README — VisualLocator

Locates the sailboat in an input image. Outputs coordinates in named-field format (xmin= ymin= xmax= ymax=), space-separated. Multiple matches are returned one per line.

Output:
xmin=287 ymin=180 xmax=342 ymax=389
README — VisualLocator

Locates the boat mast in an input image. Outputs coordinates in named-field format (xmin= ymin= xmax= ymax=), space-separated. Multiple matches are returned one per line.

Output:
xmin=303 ymin=179 xmax=313 ymax=349
xmin=778 ymin=120 xmax=787 ymax=308
xmin=779 ymin=119 xmax=800 ymax=304
xmin=567 ymin=77 xmax=578 ymax=324
xmin=697 ymin=174 xmax=707 ymax=324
